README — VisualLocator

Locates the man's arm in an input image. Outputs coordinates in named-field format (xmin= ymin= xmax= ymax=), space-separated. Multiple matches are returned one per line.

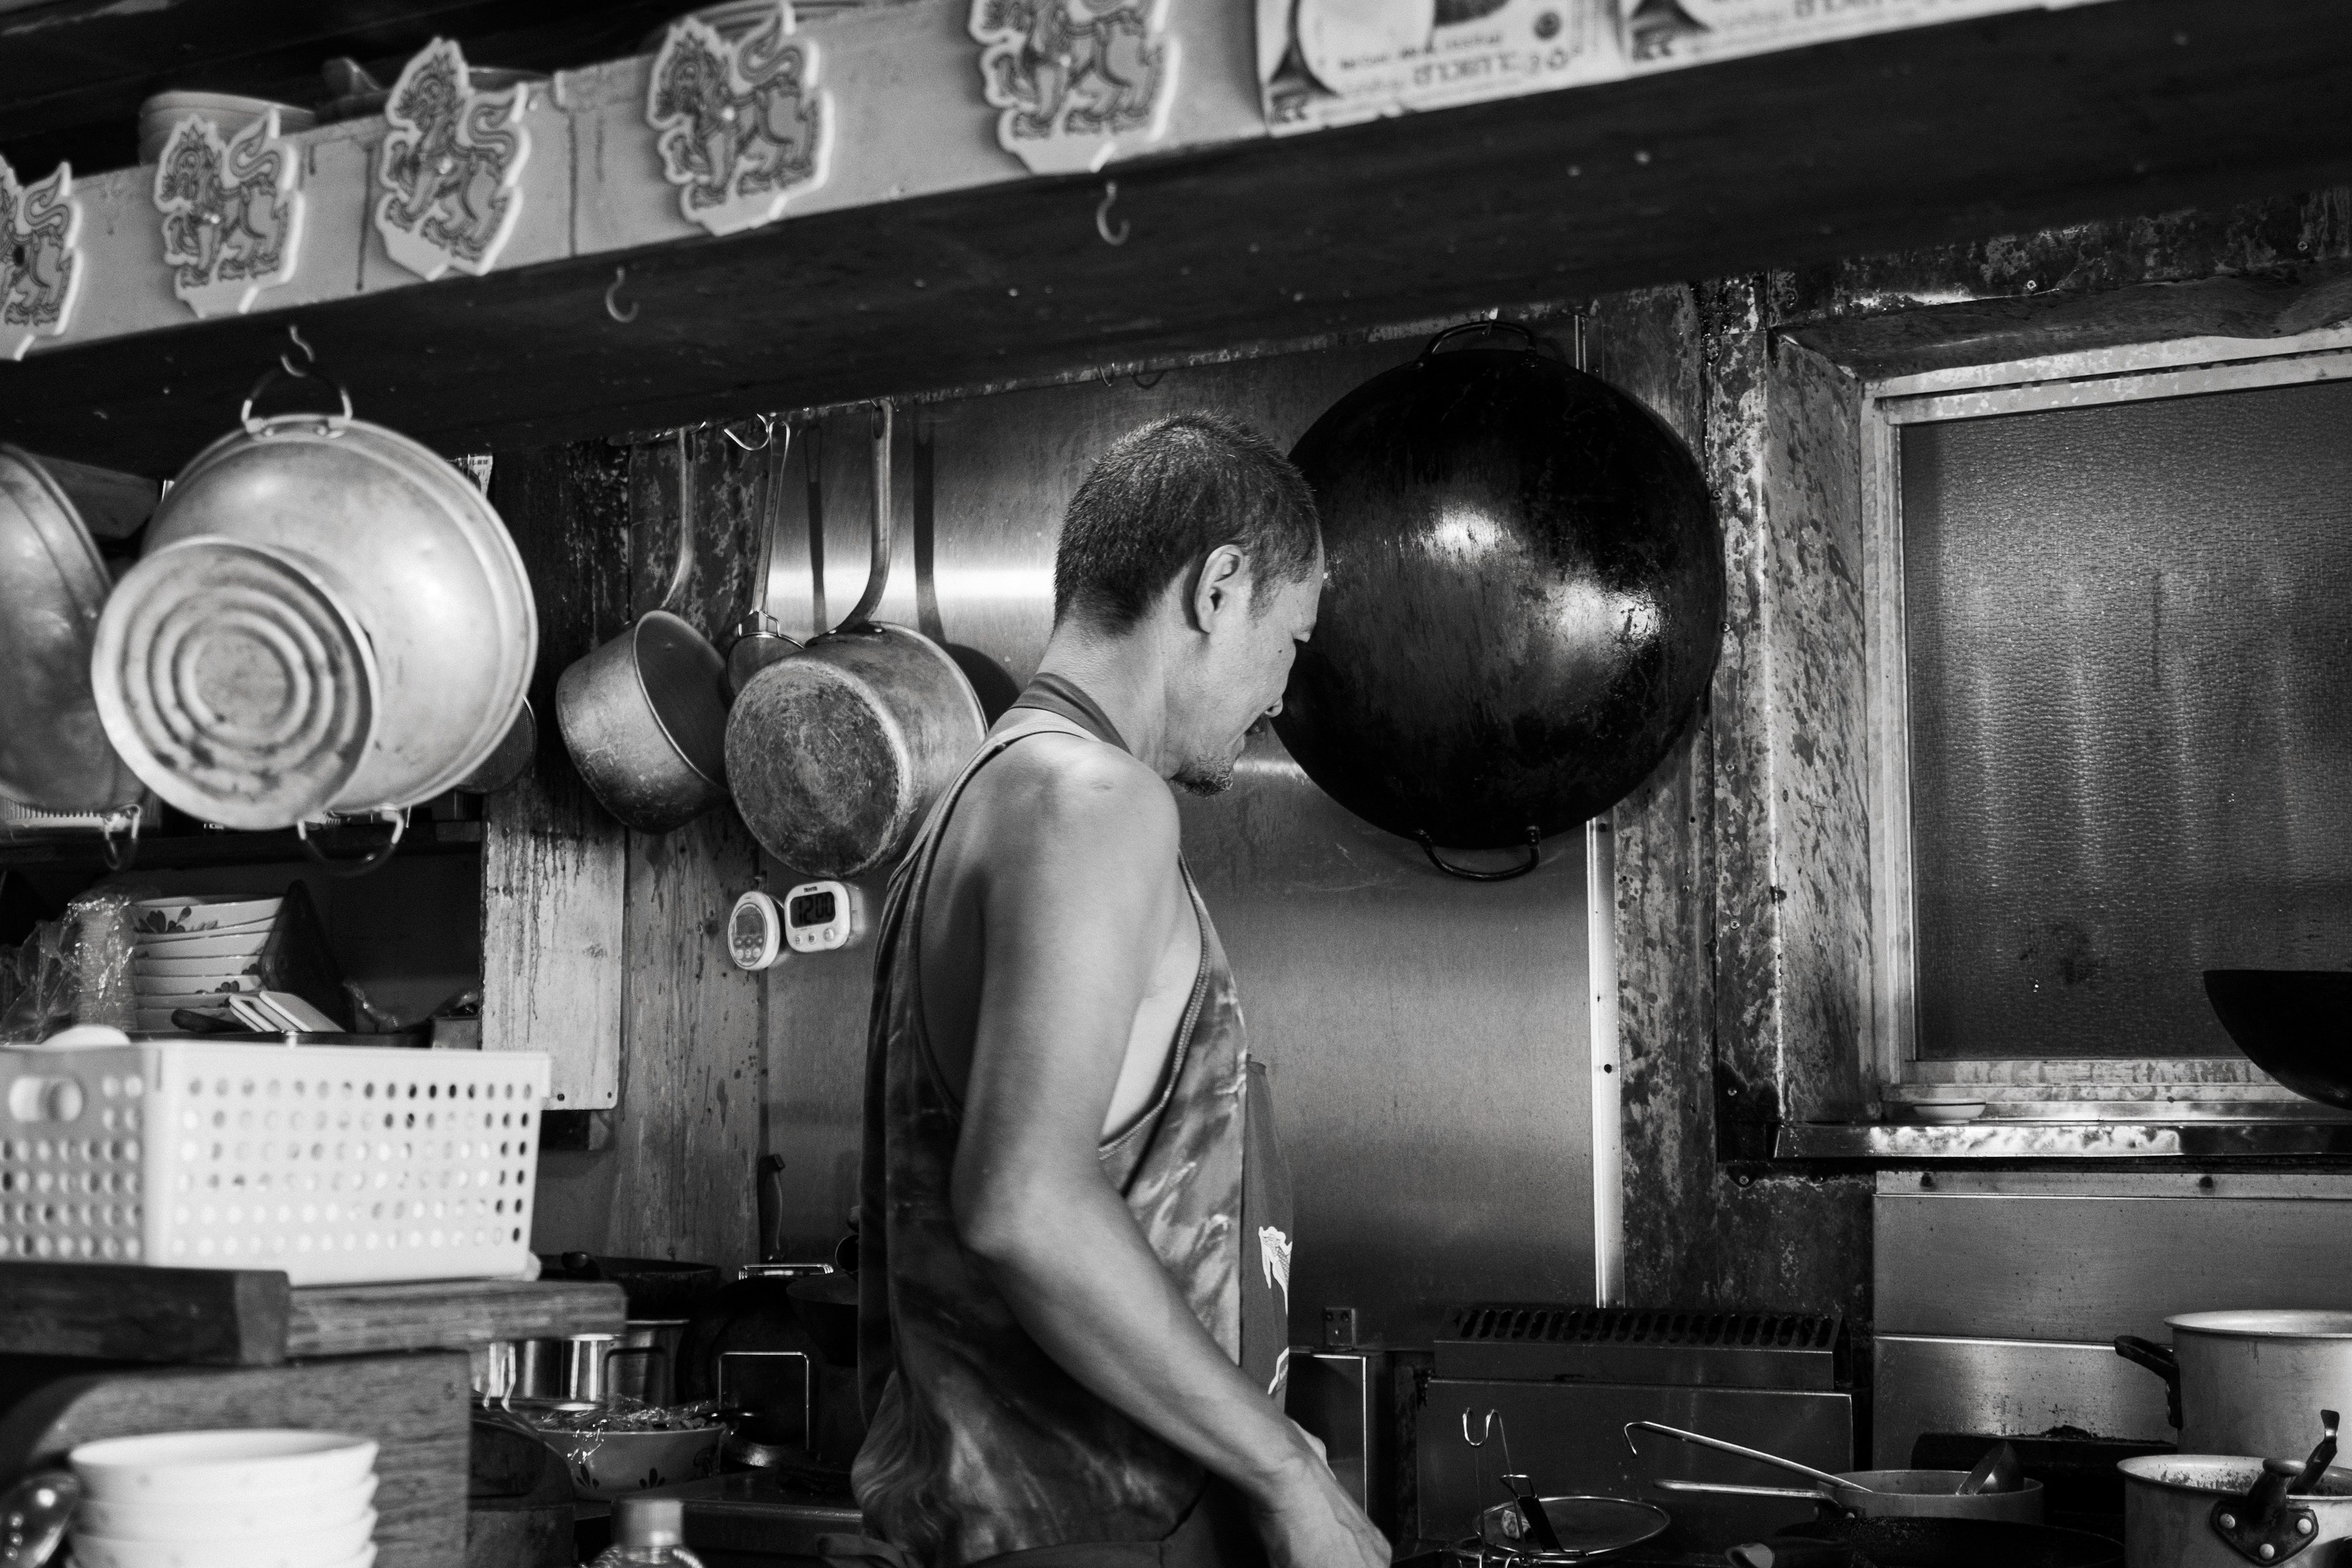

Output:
xmin=949 ymin=746 xmax=1387 ymax=1568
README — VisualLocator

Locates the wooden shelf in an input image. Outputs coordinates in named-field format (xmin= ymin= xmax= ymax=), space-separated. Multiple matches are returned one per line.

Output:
xmin=0 ymin=817 xmax=484 ymax=870
xmin=6 ymin=0 xmax=2352 ymax=473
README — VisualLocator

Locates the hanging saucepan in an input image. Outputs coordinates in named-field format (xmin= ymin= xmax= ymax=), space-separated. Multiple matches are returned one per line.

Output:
xmin=91 ymin=360 xmax=537 ymax=858
xmin=1275 ymin=320 xmax=1722 ymax=880
xmin=0 ymin=446 xmax=146 ymax=867
xmin=724 ymin=401 xmax=986 ymax=880
xmin=557 ymin=429 xmax=733 ymax=834
xmin=724 ymin=414 xmax=803 ymax=698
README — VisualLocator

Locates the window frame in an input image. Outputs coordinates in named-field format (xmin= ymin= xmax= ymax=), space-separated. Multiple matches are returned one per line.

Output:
xmin=1859 ymin=323 xmax=2352 ymax=1118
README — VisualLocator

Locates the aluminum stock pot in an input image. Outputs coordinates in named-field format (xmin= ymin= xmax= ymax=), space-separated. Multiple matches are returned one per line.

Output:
xmin=2119 ymin=1313 xmax=2352 ymax=1461
xmin=92 ymin=370 xmax=536 ymax=830
xmin=2120 ymin=1456 xmax=2352 ymax=1568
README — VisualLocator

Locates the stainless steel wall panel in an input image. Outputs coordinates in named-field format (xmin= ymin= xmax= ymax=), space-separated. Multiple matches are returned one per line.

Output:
xmin=1875 ymin=1185 xmax=2352 ymax=1343
xmin=758 ymin=336 xmax=1600 ymax=1346
xmin=1872 ymin=1335 xmax=2174 ymax=1466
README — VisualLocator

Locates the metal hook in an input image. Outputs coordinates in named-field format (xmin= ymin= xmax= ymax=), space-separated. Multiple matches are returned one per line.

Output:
xmin=279 ymin=322 xmax=317 ymax=379
xmin=1095 ymin=180 xmax=1129 ymax=247
xmin=1461 ymin=1408 xmax=1517 ymax=1475
xmin=605 ymin=266 xmax=639 ymax=324
xmin=722 ymin=413 xmax=777 ymax=451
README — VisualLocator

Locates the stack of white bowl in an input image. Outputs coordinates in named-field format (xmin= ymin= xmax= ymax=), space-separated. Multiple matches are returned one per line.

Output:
xmin=129 ymin=894 xmax=281 ymax=1032
xmin=69 ymin=1430 xmax=379 ymax=1568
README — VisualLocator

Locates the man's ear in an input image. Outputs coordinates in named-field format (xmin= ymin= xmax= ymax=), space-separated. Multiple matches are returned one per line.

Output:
xmin=1190 ymin=544 xmax=1250 ymax=633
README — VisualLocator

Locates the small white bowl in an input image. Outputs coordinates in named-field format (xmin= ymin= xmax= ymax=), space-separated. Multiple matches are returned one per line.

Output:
xmin=129 ymin=896 xmax=281 ymax=936
xmin=133 ymin=931 xmax=273 ymax=961
xmin=136 ymin=97 xmax=315 ymax=167
xmin=78 ymin=1474 xmax=377 ymax=1540
xmin=72 ymin=1512 xmax=373 ymax=1568
xmin=1912 ymin=1101 xmax=1988 ymax=1124
xmin=132 ymin=956 xmax=262 ymax=979
xmin=69 ymin=1430 xmax=376 ymax=1506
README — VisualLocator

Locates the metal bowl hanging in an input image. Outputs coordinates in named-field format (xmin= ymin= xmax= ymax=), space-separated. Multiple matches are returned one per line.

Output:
xmin=1273 ymin=321 xmax=1723 ymax=879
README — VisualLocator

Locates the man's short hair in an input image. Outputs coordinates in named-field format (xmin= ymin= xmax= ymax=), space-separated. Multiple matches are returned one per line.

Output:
xmin=1053 ymin=412 xmax=1321 ymax=633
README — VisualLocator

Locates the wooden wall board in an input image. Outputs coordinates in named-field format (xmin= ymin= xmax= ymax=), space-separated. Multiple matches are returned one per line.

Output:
xmin=285 ymin=1278 xmax=627 ymax=1357
xmin=0 ymin=1264 xmax=288 ymax=1366
xmin=0 ymin=1351 xmax=470 ymax=1568
xmin=481 ymin=442 xmax=633 ymax=1109
xmin=7 ymin=0 xmax=2352 ymax=474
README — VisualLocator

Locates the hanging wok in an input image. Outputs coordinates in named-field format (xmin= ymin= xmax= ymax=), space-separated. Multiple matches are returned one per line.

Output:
xmin=1275 ymin=322 xmax=1722 ymax=874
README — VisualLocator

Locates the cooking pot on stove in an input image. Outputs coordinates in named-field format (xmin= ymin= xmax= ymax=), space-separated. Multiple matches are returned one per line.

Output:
xmin=2118 ymin=1314 xmax=2352 ymax=1461
xmin=2120 ymin=1455 xmax=2352 ymax=1568
xmin=92 ymin=365 xmax=536 ymax=833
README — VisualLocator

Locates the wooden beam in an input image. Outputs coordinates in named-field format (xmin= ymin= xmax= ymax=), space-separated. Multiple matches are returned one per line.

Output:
xmin=8 ymin=0 xmax=2352 ymax=473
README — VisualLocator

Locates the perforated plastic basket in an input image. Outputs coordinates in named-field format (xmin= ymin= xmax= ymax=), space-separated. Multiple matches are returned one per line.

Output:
xmin=0 ymin=1038 xmax=549 ymax=1286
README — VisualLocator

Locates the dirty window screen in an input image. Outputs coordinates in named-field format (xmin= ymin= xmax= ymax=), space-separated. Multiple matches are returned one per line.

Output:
xmin=1902 ymin=378 xmax=2352 ymax=1059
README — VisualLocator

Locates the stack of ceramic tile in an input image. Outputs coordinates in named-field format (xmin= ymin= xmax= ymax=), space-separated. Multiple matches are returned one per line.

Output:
xmin=69 ymin=1430 xmax=379 ymax=1568
xmin=127 ymin=894 xmax=279 ymax=1033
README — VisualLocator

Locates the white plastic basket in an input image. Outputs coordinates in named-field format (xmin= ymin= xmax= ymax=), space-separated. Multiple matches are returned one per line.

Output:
xmin=0 ymin=1038 xmax=549 ymax=1286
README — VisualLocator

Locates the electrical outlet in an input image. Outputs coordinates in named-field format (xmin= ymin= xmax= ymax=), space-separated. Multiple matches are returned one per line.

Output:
xmin=1322 ymin=1306 xmax=1358 ymax=1349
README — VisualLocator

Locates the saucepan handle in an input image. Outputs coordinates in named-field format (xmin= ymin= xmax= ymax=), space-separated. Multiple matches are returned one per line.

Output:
xmin=1417 ymin=827 xmax=1541 ymax=882
xmin=2114 ymin=1335 xmax=2184 ymax=1430
xmin=241 ymin=361 xmax=355 ymax=436
xmin=298 ymin=809 xmax=407 ymax=878
xmin=1655 ymin=1479 xmax=1838 ymax=1506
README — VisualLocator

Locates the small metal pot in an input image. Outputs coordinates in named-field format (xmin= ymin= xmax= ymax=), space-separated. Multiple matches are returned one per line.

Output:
xmin=2119 ymin=1313 xmax=2352 ymax=1460
xmin=2120 ymin=1455 xmax=2352 ymax=1568
xmin=557 ymin=430 xmax=732 ymax=834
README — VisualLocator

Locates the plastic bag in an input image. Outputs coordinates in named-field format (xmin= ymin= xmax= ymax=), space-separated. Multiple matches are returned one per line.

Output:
xmin=0 ymin=885 xmax=143 ymax=1040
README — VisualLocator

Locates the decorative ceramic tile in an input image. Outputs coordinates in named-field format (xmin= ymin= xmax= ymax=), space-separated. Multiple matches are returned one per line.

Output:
xmin=153 ymin=109 xmax=307 ymax=318
xmin=0 ymin=157 xmax=83 ymax=361
xmin=375 ymin=38 xmax=533 ymax=281
xmin=970 ymin=0 xmax=1179 ymax=175
xmin=647 ymin=4 xmax=831 ymax=236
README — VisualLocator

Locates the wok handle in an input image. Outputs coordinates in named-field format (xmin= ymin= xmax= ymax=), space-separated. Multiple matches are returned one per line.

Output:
xmin=1417 ymin=827 xmax=1541 ymax=882
xmin=1625 ymin=1421 xmax=1865 ymax=1493
xmin=2114 ymin=1335 xmax=2184 ymax=1430
xmin=1654 ymin=1479 xmax=1835 ymax=1505
xmin=1422 ymin=318 xmax=1543 ymax=360
xmin=240 ymin=361 xmax=354 ymax=435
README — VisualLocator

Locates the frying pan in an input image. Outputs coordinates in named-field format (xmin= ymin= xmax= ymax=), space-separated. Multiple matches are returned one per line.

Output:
xmin=2202 ymin=969 xmax=2352 ymax=1109
xmin=1276 ymin=320 xmax=1722 ymax=877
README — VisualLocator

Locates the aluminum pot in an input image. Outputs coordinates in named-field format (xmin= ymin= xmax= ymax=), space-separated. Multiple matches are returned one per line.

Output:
xmin=0 ymin=446 xmax=145 ymax=818
xmin=2119 ymin=1313 xmax=2352 ymax=1460
xmin=557 ymin=431 xmax=733 ymax=834
xmin=92 ymin=371 xmax=535 ymax=828
xmin=724 ymin=402 xmax=984 ymax=879
xmin=2120 ymin=1455 xmax=2352 ymax=1568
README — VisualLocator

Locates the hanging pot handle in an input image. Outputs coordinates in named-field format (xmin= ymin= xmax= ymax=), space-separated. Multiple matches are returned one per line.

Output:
xmin=98 ymin=803 xmax=141 ymax=873
xmin=1417 ymin=827 xmax=1541 ymax=882
xmin=297 ymin=809 xmax=408 ymax=878
xmin=2115 ymin=1336 xmax=2184 ymax=1430
xmin=833 ymin=400 xmax=893 ymax=634
xmin=1421 ymin=319 xmax=1542 ymax=361
xmin=661 ymin=427 xmax=698 ymax=616
xmin=240 ymin=361 xmax=354 ymax=435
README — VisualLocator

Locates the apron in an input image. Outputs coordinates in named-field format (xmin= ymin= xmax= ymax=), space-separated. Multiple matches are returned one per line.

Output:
xmin=852 ymin=673 xmax=1295 ymax=1568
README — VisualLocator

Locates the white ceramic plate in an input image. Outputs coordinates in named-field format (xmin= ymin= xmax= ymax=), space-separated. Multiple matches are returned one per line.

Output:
xmin=69 ymin=1430 xmax=376 ymax=1506
xmin=70 ymin=1510 xmax=373 ymax=1568
xmin=77 ymin=1476 xmax=377 ymax=1540
xmin=127 ymin=897 xmax=281 ymax=936
xmin=132 ymin=930 xmax=272 ymax=960
xmin=132 ymin=955 xmax=262 ymax=979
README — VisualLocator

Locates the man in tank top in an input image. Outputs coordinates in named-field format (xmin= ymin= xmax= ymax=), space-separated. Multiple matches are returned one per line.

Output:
xmin=853 ymin=413 xmax=1390 ymax=1568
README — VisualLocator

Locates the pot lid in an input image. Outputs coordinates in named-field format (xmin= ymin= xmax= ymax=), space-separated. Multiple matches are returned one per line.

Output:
xmin=0 ymin=446 xmax=144 ymax=812
xmin=92 ymin=537 xmax=376 ymax=831
xmin=2168 ymin=1310 xmax=2352 ymax=1339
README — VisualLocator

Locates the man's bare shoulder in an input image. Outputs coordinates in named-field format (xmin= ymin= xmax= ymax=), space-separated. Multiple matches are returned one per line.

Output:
xmin=957 ymin=732 xmax=1177 ymax=872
